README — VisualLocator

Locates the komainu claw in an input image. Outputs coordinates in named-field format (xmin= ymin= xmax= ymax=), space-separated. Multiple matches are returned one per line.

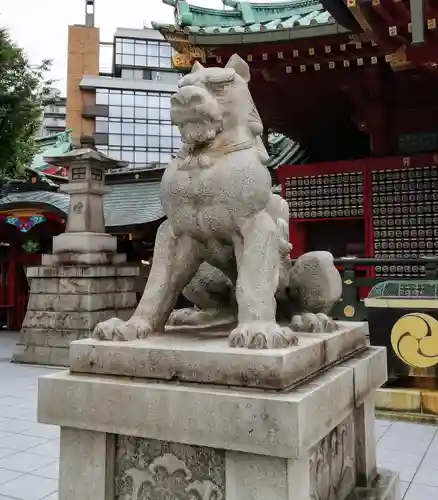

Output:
xmin=290 ymin=313 xmax=339 ymax=333
xmin=228 ymin=322 xmax=298 ymax=349
xmin=92 ymin=316 xmax=154 ymax=341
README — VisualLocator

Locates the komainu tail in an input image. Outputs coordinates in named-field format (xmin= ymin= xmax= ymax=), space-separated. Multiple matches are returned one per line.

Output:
xmin=288 ymin=251 xmax=342 ymax=314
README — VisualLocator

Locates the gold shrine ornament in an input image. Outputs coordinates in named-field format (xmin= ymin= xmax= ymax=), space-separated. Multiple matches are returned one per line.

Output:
xmin=343 ymin=305 xmax=355 ymax=318
xmin=391 ymin=313 xmax=438 ymax=368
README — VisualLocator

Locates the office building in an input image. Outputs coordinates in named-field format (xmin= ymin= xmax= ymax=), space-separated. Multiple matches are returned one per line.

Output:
xmin=37 ymin=89 xmax=67 ymax=137
xmin=67 ymin=1 xmax=181 ymax=170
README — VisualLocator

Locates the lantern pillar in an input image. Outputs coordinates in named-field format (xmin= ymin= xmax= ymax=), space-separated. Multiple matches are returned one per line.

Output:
xmin=51 ymin=136 xmax=117 ymax=255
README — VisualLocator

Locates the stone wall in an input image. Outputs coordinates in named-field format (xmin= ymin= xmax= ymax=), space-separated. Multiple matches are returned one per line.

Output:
xmin=14 ymin=263 xmax=138 ymax=366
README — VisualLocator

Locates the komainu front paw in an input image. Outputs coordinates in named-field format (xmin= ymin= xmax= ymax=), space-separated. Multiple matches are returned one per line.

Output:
xmin=92 ymin=316 xmax=153 ymax=341
xmin=290 ymin=313 xmax=339 ymax=334
xmin=92 ymin=318 xmax=128 ymax=341
xmin=124 ymin=316 xmax=154 ymax=339
xmin=228 ymin=322 xmax=298 ymax=349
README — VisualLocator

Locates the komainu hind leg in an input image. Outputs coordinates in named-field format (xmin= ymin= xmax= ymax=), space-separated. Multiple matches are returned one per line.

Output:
xmin=167 ymin=263 xmax=237 ymax=327
xmin=288 ymin=251 xmax=342 ymax=333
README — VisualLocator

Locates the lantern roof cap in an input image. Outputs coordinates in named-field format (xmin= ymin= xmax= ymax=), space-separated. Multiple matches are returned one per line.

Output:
xmin=44 ymin=136 xmax=128 ymax=169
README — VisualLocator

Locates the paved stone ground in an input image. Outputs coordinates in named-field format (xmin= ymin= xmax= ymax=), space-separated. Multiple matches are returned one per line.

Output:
xmin=1 ymin=332 xmax=438 ymax=499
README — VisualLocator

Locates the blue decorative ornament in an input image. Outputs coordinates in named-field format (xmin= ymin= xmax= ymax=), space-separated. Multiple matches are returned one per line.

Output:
xmin=6 ymin=215 xmax=46 ymax=233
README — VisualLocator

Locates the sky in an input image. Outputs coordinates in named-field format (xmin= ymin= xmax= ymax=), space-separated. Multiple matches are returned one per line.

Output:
xmin=0 ymin=0 xmax=232 ymax=94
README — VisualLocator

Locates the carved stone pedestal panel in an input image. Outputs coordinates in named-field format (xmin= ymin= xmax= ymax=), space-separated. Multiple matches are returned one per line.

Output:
xmin=115 ymin=437 xmax=225 ymax=500
xmin=13 ymin=258 xmax=138 ymax=366
xmin=38 ymin=323 xmax=400 ymax=499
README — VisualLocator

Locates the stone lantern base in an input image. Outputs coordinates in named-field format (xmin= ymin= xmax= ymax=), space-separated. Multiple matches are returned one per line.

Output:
xmin=13 ymin=233 xmax=139 ymax=366
xmin=52 ymin=232 xmax=117 ymax=255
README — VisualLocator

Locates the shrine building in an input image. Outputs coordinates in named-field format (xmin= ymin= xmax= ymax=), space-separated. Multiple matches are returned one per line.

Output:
xmin=3 ymin=0 xmax=438 ymax=331
xmin=153 ymin=0 xmax=438 ymax=275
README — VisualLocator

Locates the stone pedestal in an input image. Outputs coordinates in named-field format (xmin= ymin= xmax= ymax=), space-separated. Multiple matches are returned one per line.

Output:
xmin=13 ymin=247 xmax=138 ymax=366
xmin=38 ymin=322 xmax=400 ymax=499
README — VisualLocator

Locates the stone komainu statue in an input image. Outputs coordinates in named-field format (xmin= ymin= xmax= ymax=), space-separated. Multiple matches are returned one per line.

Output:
xmin=93 ymin=54 xmax=342 ymax=349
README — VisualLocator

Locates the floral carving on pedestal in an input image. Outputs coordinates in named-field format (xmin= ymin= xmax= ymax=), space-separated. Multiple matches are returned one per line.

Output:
xmin=309 ymin=414 xmax=355 ymax=500
xmin=115 ymin=436 xmax=224 ymax=500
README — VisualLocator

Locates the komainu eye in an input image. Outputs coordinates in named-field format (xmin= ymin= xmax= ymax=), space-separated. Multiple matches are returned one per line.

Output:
xmin=208 ymin=83 xmax=230 ymax=95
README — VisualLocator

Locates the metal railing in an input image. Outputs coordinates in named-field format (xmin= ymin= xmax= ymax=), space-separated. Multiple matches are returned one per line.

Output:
xmin=291 ymin=257 xmax=438 ymax=322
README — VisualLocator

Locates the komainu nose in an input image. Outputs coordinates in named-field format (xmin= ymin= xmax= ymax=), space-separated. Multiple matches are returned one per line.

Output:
xmin=171 ymin=87 xmax=207 ymax=107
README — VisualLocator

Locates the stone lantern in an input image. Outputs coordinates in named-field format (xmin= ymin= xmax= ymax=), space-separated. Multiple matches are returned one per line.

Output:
xmin=13 ymin=136 xmax=139 ymax=366
xmin=44 ymin=135 xmax=127 ymax=255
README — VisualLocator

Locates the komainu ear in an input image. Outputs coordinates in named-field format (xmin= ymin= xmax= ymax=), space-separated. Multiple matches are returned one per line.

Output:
xmin=191 ymin=61 xmax=204 ymax=73
xmin=225 ymin=53 xmax=250 ymax=82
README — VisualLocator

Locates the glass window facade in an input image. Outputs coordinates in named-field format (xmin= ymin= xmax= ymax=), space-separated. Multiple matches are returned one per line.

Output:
xmin=93 ymin=33 xmax=183 ymax=170
xmin=120 ymin=68 xmax=181 ymax=84
xmin=115 ymin=38 xmax=172 ymax=69
xmin=151 ymin=71 xmax=181 ymax=83
xmin=44 ymin=104 xmax=67 ymax=115
xmin=121 ymin=68 xmax=145 ymax=80
xmin=95 ymin=88 xmax=182 ymax=168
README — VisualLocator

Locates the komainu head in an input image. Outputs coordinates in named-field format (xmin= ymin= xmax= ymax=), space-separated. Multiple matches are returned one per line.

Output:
xmin=171 ymin=54 xmax=262 ymax=146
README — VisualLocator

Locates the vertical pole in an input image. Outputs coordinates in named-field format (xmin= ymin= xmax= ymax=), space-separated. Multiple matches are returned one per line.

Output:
xmin=0 ymin=263 xmax=5 ymax=306
xmin=410 ymin=0 xmax=425 ymax=45
xmin=7 ymin=247 xmax=16 ymax=330
xmin=362 ymin=160 xmax=373 ymax=258
xmin=369 ymin=106 xmax=392 ymax=156
xmin=85 ymin=0 xmax=95 ymax=27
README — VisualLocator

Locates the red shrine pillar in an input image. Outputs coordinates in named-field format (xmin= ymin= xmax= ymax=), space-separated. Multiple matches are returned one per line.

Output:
xmin=367 ymin=106 xmax=394 ymax=157
xmin=7 ymin=247 xmax=17 ymax=330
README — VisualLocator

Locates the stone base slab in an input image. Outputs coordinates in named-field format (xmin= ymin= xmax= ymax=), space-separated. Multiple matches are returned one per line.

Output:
xmin=13 ymin=344 xmax=70 ymax=366
xmin=16 ymin=257 xmax=139 ymax=366
xmin=14 ymin=308 xmax=134 ymax=366
xmin=18 ymin=328 xmax=105 ymax=347
xmin=376 ymin=387 xmax=422 ymax=414
xmin=376 ymin=386 xmax=438 ymax=420
xmin=29 ymin=275 xmax=137 ymax=295
xmin=41 ymin=252 xmax=127 ymax=266
xmin=53 ymin=232 xmax=117 ymax=254
xmin=346 ymin=469 xmax=399 ymax=500
xmin=70 ymin=322 xmax=368 ymax=390
xmin=27 ymin=292 xmax=137 ymax=313
xmin=27 ymin=264 xmax=138 ymax=279
xmin=22 ymin=308 xmax=135 ymax=331
xmin=40 ymin=346 xmax=386 ymax=458
xmin=376 ymin=409 xmax=438 ymax=425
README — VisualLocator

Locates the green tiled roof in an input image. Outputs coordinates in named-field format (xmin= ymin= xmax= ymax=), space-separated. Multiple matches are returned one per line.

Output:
xmin=368 ymin=281 xmax=438 ymax=299
xmin=267 ymin=133 xmax=309 ymax=169
xmin=153 ymin=0 xmax=341 ymax=37
xmin=0 ymin=191 xmax=70 ymax=214
xmin=0 ymin=181 xmax=165 ymax=230
xmin=31 ymin=130 xmax=73 ymax=172
xmin=104 ymin=182 xmax=165 ymax=228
